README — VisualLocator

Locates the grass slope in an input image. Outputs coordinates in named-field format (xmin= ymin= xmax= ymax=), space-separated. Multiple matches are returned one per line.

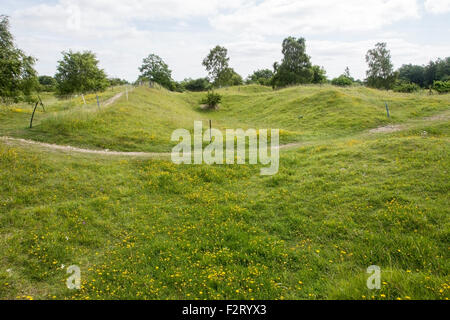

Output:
xmin=1 ymin=85 xmax=449 ymax=151
xmin=0 ymin=85 xmax=449 ymax=300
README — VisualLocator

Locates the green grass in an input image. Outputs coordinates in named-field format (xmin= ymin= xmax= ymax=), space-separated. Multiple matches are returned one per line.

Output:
xmin=1 ymin=84 xmax=449 ymax=151
xmin=0 ymin=85 xmax=449 ymax=300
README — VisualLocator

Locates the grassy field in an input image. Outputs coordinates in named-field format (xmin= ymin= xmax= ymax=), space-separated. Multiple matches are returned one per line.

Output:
xmin=0 ymin=85 xmax=449 ymax=300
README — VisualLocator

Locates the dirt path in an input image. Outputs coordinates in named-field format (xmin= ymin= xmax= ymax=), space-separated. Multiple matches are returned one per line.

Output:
xmin=103 ymin=92 xmax=125 ymax=107
xmin=368 ymin=109 xmax=450 ymax=134
xmin=0 ymin=136 xmax=304 ymax=158
xmin=0 ymin=136 xmax=169 ymax=158
xmin=368 ymin=125 xmax=404 ymax=133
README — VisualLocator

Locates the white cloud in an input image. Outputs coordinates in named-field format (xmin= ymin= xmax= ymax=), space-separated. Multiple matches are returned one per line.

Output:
xmin=211 ymin=0 xmax=420 ymax=36
xmin=424 ymin=0 xmax=450 ymax=13
xmin=5 ymin=0 xmax=449 ymax=82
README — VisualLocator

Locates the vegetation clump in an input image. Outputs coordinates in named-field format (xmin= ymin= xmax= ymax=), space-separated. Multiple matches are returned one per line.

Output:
xmin=55 ymin=50 xmax=109 ymax=96
xmin=365 ymin=42 xmax=397 ymax=90
xmin=201 ymin=91 xmax=222 ymax=109
xmin=393 ymin=81 xmax=420 ymax=93
xmin=332 ymin=75 xmax=353 ymax=87
xmin=182 ymin=78 xmax=211 ymax=92
xmin=0 ymin=15 xmax=38 ymax=104
xmin=432 ymin=80 xmax=450 ymax=94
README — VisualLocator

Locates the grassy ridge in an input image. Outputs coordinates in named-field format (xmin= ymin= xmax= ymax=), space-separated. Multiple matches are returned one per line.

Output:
xmin=1 ymin=85 xmax=449 ymax=151
xmin=0 ymin=85 xmax=448 ymax=300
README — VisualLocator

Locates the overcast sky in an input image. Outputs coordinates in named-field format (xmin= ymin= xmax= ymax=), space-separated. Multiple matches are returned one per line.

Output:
xmin=2 ymin=0 xmax=450 ymax=81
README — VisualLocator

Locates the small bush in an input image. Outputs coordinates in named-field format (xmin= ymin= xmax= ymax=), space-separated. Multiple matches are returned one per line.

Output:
xmin=432 ymin=80 xmax=450 ymax=94
xmin=201 ymin=91 xmax=222 ymax=109
xmin=331 ymin=75 xmax=353 ymax=87
xmin=393 ymin=81 xmax=420 ymax=93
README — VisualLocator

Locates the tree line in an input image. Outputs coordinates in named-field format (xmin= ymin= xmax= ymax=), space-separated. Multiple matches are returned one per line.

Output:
xmin=1 ymin=14 xmax=449 ymax=105
xmin=135 ymin=39 xmax=449 ymax=94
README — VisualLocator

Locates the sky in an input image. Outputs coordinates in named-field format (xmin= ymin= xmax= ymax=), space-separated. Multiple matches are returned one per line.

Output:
xmin=2 ymin=0 xmax=450 ymax=82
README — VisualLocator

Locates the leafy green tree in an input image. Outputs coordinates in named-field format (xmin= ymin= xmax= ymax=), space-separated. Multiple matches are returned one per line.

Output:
xmin=38 ymin=75 xmax=57 ymax=92
xmin=435 ymin=57 xmax=450 ymax=81
xmin=55 ymin=50 xmax=108 ymax=95
xmin=182 ymin=78 xmax=211 ymax=92
xmin=424 ymin=60 xmax=437 ymax=88
xmin=424 ymin=58 xmax=450 ymax=86
xmin=331 ymin=67 xmax=354 ymax=86
xmin=331 ymin=75 xmax=353 ymax=87
xmin=365 ymin=42 xmax=397 ymax=89
xmin=202 ymin=46 xmax=230 ymax=87
xmin=432 ymin=80 xmax=450 ymax=94
xmin=272 ymin=37 xmax=313 ymax=88
xmin=344 ymin=67 xmax=351 ymax=78
xmin=0 ymin=15 xmax=38 ymax=103
xmin=108 ymin=78 xmax=129 ymax=86
xmin=392 ymin=80 xmax=420 ymax=93
xmin=218 ymin=67 xmax=243 ymax=86
xmin=139 ymin=54 xmax=173 ymax=89
xmin=247 ymin=69 xmax=274 ymax=85
xmin=170 ymin=81 xmax=185 ymax=93
xmin=398 ymin=64 xmax=425 ymax=87
xmin=311 ymin=65 xmax=327 ymax=84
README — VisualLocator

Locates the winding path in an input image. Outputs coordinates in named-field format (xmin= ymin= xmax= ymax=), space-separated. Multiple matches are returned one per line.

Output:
xmin=0 ymin=136 xmax=305 ymax=158
xmin=1 ymin=100 xmax=448 ymax=158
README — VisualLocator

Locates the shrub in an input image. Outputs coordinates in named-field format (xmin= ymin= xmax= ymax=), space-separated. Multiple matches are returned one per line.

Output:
xmin=183 ymin=78 xmax=211 ymax=92
xmin=432 ymin=80 xmax=450 ymax=94
xmin=201 ymin=91 xmax=222 ymax=109
xmin=393 ymin=81 xmax=420 ymax=93
xmin=246 ymin=69 xmax=273 ymax=86
xmin=169 ymin=81 xmax=185 ymax=92
xmin=331 ymin=75 xmax=353 ymax=87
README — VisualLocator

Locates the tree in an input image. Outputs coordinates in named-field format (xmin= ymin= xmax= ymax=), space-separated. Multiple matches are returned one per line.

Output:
xmin=55 ymin=50 xmax=108 ymax=95
xmin=182 ymin=78 xmax=211 ymax=92
xmin=108 ymin=78 xmax=129 ymax=86
xmin=38 ymin=75 xmax=57 ymax=92
xmin=365 ymin=42 xmax=397 ymax=89
xmin=398 ymin=64 xmax=425 ymax=87
xmin=216 ymin=67 xmax=243 ymax=87
xmin=332 ymin=75 xmax=353 ymax=87
xmin=272 ymin=37 xmax=313 ymax=88
xmin=139 ymin=54 xmax=173 ymax=89
xmin=392 ymin=80 xmax=420 ymax=93
xmin=435 ymin=57 xmax=450 ymax=81
xmin=424 ymin=57 xmax=450 ymax=86
xmin=331 ymin=67 xmax=354 ymax=86
xmin=344 ymin=67 xmax=351 ymax=78
xmin=202 ymin=46 xmax=230 ymax=87
xmin=0 ymin=15 xmax=38 ymax=103
xmin=311 ymin=65 xmax=327 ymax=84
xmin=432 ymin=80 xmax=450 ymax=94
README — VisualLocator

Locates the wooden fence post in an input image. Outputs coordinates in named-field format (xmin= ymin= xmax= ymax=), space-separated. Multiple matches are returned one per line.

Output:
xmin=38 ymin=95 xmax=45 ymax=112
xmin=29 ymin=102 xmax=39 ymax=128
xmin=209 ymin=120 xmax=212 ymax=143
